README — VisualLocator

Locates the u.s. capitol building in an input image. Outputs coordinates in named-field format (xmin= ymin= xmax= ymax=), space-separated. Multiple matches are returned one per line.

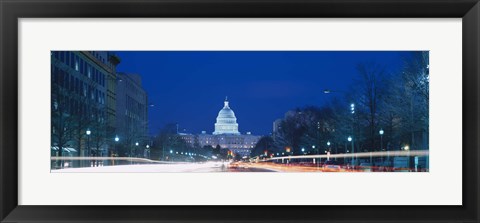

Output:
xmin=179 ymin=98 xmax=261 ymax=157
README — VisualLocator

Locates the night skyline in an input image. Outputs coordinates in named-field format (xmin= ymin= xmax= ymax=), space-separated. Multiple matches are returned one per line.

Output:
xmin=51 ymin=50 xmax=429 ymax=172
xmin=115 ymin=51 xmax=409 ymax=136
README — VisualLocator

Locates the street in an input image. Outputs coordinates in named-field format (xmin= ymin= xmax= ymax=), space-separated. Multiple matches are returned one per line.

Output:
xmin=51 ymin=161 xmax=275 ymax=173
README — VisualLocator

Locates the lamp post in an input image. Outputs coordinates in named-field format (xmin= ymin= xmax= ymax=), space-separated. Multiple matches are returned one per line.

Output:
xmin=135 ymin=142 xmax=139 ymax=157
xmin=348 ymin=136 xmax=354 ymax=166
xmin=327 ymin=141 xmax=335 ymax=160
xmin=404 ymin=145 xmax=410 ymax=169
xmin=146 ymin=145 xmax=150 ymax=158
xmin=114 ymin=135 xmax=119 ymax=155
xmin=312 ymin=145 xmax=318 ymax=168
xmin=350 ymin=103 xmax=356 ymax=166
xmin=379 ymin=129 xmax=384 ymax=150
xmin=379 ymin=129 xmax=385 ymax=164
xmin=113 ymin=136 xmax=119 ymax=165
xmin=86 ymin=129 xmax=91 ymax=157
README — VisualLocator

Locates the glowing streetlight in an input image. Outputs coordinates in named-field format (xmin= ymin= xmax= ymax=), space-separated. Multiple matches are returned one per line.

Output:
xmin=348 ymin=136 xmax=354 ymax=165
xmin=113 ymin=135 xmax=119 ymax=157
xmin=86 ymin=129 xmax=91 ymax=157
xmin=327 ymin=141 xmax=331 ymax=146
xmin=379 ymin=129 xmax=384 ymax=151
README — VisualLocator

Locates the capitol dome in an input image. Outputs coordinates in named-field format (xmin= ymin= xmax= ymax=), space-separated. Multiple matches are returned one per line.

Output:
xmin=213 ymin=97 xmax=240 ymax=135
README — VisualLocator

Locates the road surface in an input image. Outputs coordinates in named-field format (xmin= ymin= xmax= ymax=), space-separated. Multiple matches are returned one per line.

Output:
xmin=51 ymin=162 xmax=275 ymax=173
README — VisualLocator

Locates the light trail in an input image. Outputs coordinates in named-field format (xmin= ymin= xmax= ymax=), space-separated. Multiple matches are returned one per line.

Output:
xmin=50 ymin=156 xmax=188 ymax=164
xmin=264 ymin=150 xmax=428 ymax=161
xmin=51 ymin=161 xmax=232 ymax=173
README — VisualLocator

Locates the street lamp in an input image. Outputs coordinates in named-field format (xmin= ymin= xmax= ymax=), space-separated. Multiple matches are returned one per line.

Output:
xmin=348 ymin=136 xmax=354 ymax=166
xmin=327 ymin=141 xmax=331 ymax=146
xmin=86 ymin=129 xmax=91 ymax=157
xmin=114 ymin=135 xmax=119 ymax=157
xmin=403 ymin=145 xmax=410 ymax=169
xmin=312 ymin=145 xmax=319 ymax=168
xmin=379 ymin=129 xmax=384 ymax=148
xmin=145 ymin=145 xmax=150 ymax=159
xmin=134 ymin=142 xmax=139 ymax=157
xmin=379 ymin=128 xmax=385 ymax=163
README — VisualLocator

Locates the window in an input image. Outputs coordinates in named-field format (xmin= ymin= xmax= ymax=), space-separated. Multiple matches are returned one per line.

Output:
xmin=65 ymin=72 xmax=70 ymax=89
xmin=80 ymin=59 xmax=84 ymax=74
xmin=70 ymin=75 xmax=74 ymax=91
xmin=74 ymin=55 xmax=79 ymax=71
xmin=65 ymin=52 xmax=70 ymax=66
xmin=52 ymin=67 xmax=58 ymax=83
xmin=70 ymin=53 xmax=75 ymax=69
xmin=75 ymin=78 xmax=79 ymax=94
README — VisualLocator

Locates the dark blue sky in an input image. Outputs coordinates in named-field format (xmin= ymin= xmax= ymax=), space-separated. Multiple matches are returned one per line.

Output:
xmin=115 ymin=51 xmax=407 ymax=136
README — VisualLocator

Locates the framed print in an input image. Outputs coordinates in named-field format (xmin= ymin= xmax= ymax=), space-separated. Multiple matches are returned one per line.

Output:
xmin=1 ymin=0 xmax=479 ymax=222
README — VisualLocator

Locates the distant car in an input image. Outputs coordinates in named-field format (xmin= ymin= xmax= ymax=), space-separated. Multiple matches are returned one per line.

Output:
xmin=323 ymin=160 xmax=342 ymax=171
xmin=359 ymin=163 xmax=373 ymax=172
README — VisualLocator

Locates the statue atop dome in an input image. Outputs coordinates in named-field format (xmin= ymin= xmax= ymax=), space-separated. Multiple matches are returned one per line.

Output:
xmin=224 ymin=96 xmax=229 ymax=107
xmin=213 ymin=97 xmax=240 ymax=135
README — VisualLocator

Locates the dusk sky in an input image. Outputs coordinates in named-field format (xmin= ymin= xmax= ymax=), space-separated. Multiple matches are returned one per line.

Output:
xmin=115 ymin=51 xmax=408 ymax=136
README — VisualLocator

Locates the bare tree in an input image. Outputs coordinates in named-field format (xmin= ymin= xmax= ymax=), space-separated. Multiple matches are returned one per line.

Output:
xmin=401 ymin=52 xmax=429 ymax=150
xmin=51 ymin=63 xmax=77 ymax=166
xmin=354 ymin=62 xmax=388 ymax=151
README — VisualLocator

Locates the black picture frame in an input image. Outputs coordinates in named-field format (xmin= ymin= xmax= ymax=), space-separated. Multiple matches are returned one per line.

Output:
xmin=1 ymin=0 xmax=479 ymax=222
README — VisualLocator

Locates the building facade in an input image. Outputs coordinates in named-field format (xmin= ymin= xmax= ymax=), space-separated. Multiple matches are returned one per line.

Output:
xmin=178 ymin=98 xmax=261 ymax=157
xmin=51 ymin=51 xmax=119 ymax=156
xmin=115 ymin=72 xmax=149 ymax=154
xmin=212 ymin=98 xmax=240 ymax=135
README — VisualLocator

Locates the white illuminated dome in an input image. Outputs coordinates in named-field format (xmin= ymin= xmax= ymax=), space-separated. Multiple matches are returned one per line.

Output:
xmin=213 ymin=98 xmax=240 ymax=135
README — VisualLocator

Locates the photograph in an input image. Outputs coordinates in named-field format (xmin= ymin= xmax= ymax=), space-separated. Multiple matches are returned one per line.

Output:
xmin=50 ymin=51 xmax=429 ymax=173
